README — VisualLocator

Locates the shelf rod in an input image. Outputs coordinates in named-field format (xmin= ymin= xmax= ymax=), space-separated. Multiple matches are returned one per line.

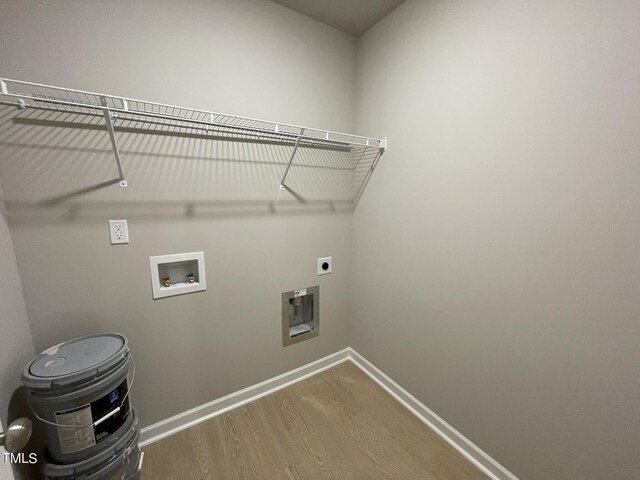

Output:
xmin=100 ymin=96 xmax=127 ymax=188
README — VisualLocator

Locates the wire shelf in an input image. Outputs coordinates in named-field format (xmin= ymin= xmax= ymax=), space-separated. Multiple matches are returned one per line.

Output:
xmin=0 ymin=78 xmax=386 ymax=206
xmin=0 ymin=79 xmax=385 ymax=149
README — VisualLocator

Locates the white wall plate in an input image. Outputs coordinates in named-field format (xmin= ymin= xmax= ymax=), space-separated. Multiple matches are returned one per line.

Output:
xmin=109 ymin=220 xmax=129 ymax=245
xmin=149 ymin=252 xmax=206 ymax=299
xmin=317 ymin=256 xmax=332 ymax=275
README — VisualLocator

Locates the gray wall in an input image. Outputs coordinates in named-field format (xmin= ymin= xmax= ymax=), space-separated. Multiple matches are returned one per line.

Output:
xmin=352 ymin=0 xmax=640 ymax=479
xmin=0 ymin=185 xmax=34 ymax=445
xmin=0 ymin=0 xmax=355 ymax=428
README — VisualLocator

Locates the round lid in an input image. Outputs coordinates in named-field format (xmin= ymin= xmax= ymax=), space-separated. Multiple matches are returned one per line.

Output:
xmin=23 ymin=333 xmax=129 ymax=389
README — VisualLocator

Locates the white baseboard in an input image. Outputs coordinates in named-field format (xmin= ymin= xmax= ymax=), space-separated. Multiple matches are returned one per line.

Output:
xmin=139 ymin=347 xmax=518 ymax=480
xmin=347 ymin=348 xmax=519 ymax=480
xmin=139 ymin=348 xmax=351 ymax=447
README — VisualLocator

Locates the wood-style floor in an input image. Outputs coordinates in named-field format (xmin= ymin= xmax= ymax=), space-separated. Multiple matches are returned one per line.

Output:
xmin=141 ymin=361 xmax=487 ymax=480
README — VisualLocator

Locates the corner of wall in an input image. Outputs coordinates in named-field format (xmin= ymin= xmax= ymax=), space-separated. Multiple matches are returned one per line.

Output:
xmin=0 ymin=177 xmax=35 ymax=428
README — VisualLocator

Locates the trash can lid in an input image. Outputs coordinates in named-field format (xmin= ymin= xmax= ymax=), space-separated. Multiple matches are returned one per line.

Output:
xmin=23 ymin=333 xmax=129 ymax=389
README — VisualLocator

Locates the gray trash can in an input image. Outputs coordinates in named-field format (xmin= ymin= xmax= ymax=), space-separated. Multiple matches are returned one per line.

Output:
xmin=22 ymin=333 xmax=133 ymax=464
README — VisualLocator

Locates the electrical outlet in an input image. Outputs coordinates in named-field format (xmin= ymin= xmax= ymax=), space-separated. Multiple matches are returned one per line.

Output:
xmin=109 ymin=220 xmax=129 ymax=245
xmin=317 ymin=256 xmax=332 ymax=275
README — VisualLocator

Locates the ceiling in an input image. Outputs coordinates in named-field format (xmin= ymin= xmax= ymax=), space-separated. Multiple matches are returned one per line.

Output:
xmin=270 ymin=0 xmax=406 ymax=37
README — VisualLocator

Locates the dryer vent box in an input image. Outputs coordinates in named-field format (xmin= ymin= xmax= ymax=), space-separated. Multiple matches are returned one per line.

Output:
xmin=282 ymin=286 xmax=319 ymax=347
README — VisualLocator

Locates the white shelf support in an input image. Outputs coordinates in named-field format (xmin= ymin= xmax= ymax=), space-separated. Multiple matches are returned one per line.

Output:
xmin=100 ymin=96 xmax=128 ymax=188
xmin=279 ymin=128 xmax=305 ymax=196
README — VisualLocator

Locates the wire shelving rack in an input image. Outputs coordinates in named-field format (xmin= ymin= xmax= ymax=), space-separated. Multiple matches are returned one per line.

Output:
xmin=0 ymin=78 xmax=386 ymax=205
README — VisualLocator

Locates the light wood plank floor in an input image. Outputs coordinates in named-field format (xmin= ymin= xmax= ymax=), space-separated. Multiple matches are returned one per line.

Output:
xmin=142 ymin=361 xmax=487 ymax=480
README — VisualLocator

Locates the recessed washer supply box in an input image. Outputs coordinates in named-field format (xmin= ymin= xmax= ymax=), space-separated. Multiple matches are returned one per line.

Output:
xmin=149 ymin=252 xmax=206 ymax=299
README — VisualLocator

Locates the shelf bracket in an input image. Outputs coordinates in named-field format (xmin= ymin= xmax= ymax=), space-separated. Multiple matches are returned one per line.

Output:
xmin=279 ymin=128 xmax=305 ymax=196
xmin=100 ymin=96 xmax=128 ymax=188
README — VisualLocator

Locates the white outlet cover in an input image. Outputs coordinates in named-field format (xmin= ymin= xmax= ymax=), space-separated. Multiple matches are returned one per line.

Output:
xmin=318 ymin=256 xmax=332 ymax=275
xmin=109 ymin=220 xmax=129 ymax=245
